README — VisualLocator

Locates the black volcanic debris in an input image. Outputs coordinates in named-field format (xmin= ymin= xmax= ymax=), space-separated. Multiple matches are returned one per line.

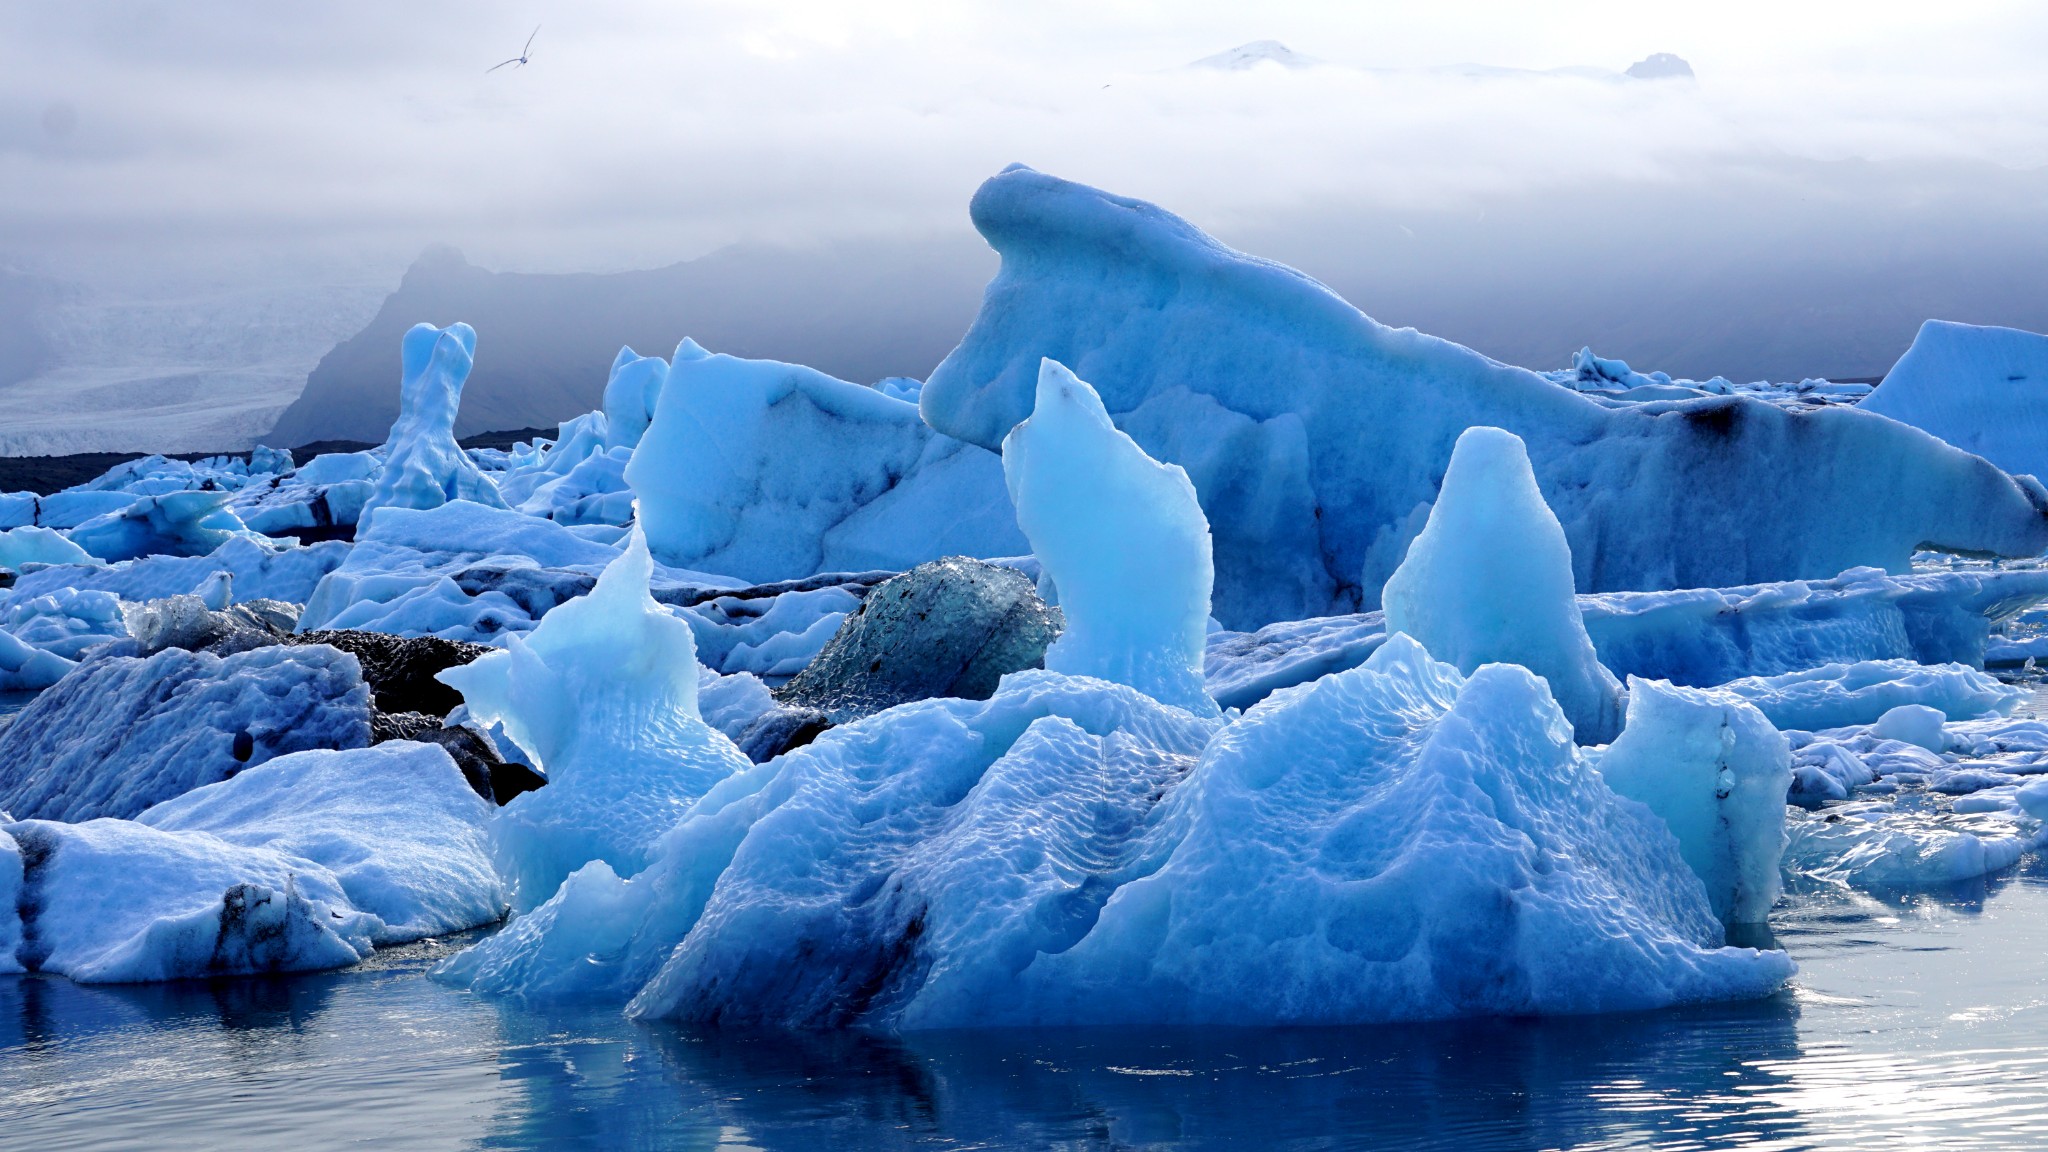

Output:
xmin=288 ymin=630 xmax=493 ymax=717
xmin=370 ymin=709 xmax=544 ymax=804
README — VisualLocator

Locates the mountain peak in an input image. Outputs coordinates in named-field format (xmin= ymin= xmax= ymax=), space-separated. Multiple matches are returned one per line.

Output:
xmin=1191 ymin=41 xmax=1319 ymax=72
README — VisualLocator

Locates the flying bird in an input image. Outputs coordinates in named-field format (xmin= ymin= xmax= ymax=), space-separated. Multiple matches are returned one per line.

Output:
xmin=487 ymin=26 xmax=540 ymax=73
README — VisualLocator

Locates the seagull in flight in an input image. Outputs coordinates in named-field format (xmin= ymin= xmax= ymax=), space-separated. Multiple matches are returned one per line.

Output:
xmin=487 ymin=26 xmax=540 ymax=73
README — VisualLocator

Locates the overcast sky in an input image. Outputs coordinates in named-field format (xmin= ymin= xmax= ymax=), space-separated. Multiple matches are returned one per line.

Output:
xmin=4 ymin=0 xmax=2045 ymax=287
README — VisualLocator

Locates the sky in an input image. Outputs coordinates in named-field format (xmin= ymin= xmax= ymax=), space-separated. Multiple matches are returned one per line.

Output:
xmin=1 ymin=0 xmax=2046 ymax=446
xmin=5 ymin=1 xmax=2044 ymax=276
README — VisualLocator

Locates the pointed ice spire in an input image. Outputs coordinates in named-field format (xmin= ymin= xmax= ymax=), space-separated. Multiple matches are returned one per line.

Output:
xmin=437 ymin=526 xmax=747 ymax=911
xmin=1001 ymin=359 xmax=1217 ymax=714
xmin=360 ymin=322 xmax=505 ymax=525
xmin=1381 ymin=425 xmax=1623 ymax=742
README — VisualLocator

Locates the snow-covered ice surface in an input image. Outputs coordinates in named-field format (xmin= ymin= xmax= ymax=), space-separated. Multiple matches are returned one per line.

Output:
xmin=7 ymin=816 xmax=382 ymax=982
xmin=1860 ymin=320 xmax=2048 ymax=483
xmin=5 ymin=742 xmax=498 ymax=982
xmin=1382 ymin=426 xmax=1622 ymax=742
xmin=1205 ymin=566 xmax=2048 ymax=712
xmin=137 ymin=742 xmax=503 ymax=944
xmin=920 ymin=167 xmax=2048 ymax=627
xmin=0 ymin=644 xmax=372 ymax=821
xmin=628 ymin=340 xmax=1027 ymax=582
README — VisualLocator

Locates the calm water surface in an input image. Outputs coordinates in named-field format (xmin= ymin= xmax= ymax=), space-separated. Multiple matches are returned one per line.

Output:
xmin=3 ymin=860 xmax=2047 ymax=1151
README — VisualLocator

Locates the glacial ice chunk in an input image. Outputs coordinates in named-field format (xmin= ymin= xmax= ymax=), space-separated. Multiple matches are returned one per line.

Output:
xmin=0 ymin=644 xmax=373 ymax=821
xmin=441 ymin=634 xmax=1789 ymax=1025
xmin=603 ymin=345 xmax=668 ymax=450
xmin=1870 ymin=704 xmax=1949 ymax=752
xmin=138 ymin=742 xmax=503 ymax=943
xmin=0 ymin=827 xmax=20 ymax=974
xmin=66 ymin=491 xmax=258 ymax=563
xmin=627 ymin=340 xmax=1027 ymax=582
xmin=438 ymin=670 xmax=1219 ymax=1012
xmin=1861 ymin=320 xmax=2048 ymax=482
xmin=1381 ymin=426 xmax=1623 ymax=742
xmin=1596 ymin=678 xmax=1791 ymax=925
xmin=6 ymin=818 xmax=379 ymax=982
xmin=438 ymin=528 xmax=750 ymax=911
xmin=1715 ymin=659 xmax=2022 ymax=732
xmin=920 ymin=167 xmax=2048 ymax=627
xmin=3 ymin=535 xmax=350 ymax=608
xmin=1001 ymin=360 xmax=1216 ymax=715
xmin=358 ymin=322 xmax=505 ymax=526
xmin=0 ymin=525 xmax=96 ymax=570
xmin=982 ymin=636 xmax=1789 ymax=1027
xmin=0 ymin=627 xmax=74 ymax=691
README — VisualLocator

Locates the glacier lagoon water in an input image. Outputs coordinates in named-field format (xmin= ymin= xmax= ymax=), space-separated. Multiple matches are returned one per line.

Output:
xmin=3 ymin=863 xmax=2048 ymax=1151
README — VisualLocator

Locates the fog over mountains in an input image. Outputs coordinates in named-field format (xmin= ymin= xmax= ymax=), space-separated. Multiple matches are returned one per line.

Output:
xmin=266 ymin=153 xmax=2048 ymax=450
xmin=266 ymin=238 xmax=997 ymax=446
xmin=4 ymin=4 xmax=2045 ymax=453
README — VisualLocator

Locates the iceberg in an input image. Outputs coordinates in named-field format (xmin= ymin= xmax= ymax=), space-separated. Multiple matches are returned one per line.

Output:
xmin=602 ymin=345 xmax=668 ymax=450
xmin=920 ymin=167 xmax=2048 ymax=627
xmin=626 ymin=340 xmax=1027 ymax=583
xmin=0 ymin=644 xmax=373 ymax=822
xmin=137 ymin=742 xmax=503 ymax=943
xmin=1860 ymin=320 xmax=2048 ymax=482
xmin=0 ymin=627 xmax=72 ymax=691
xmin=963 ymin=638 xmax=1789 ymax=1028
xmin=65 ymin=490 xmax=258 ymax=563
xmin=439 ymin=637 xmax=1788 ymax=1026
xmin=496 ymin=411 xmax=607 ymax=508
xmin=436 ymin=670 xmax=1219 ymax=1011
xmin=1205 ymin=566 xmax=2048 ymax=712
xmin=1715 ymin=659 xmax=2022 ymax=733
xmin=358 ymin=322 xmax=506 ymax=526
xmin=8 ymin=817 xmax=379 ymax=982
xmin=0 ymin=525 xmax=96 ymax=570
xmin=437 ymin=528 xmax=750 ymax=912
xmin=1001 ymin=360 xmax=1216 ymax=715
xmin=1596 ymin=679 xmax=1790 ymax=925
xmin=1381 ymin=427 xmax=1623 ymax=742
xmin=613 ymin=637 xmax=1784 ymax=1028
xmin=7 ymin=742 xmax=499 ymax=982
